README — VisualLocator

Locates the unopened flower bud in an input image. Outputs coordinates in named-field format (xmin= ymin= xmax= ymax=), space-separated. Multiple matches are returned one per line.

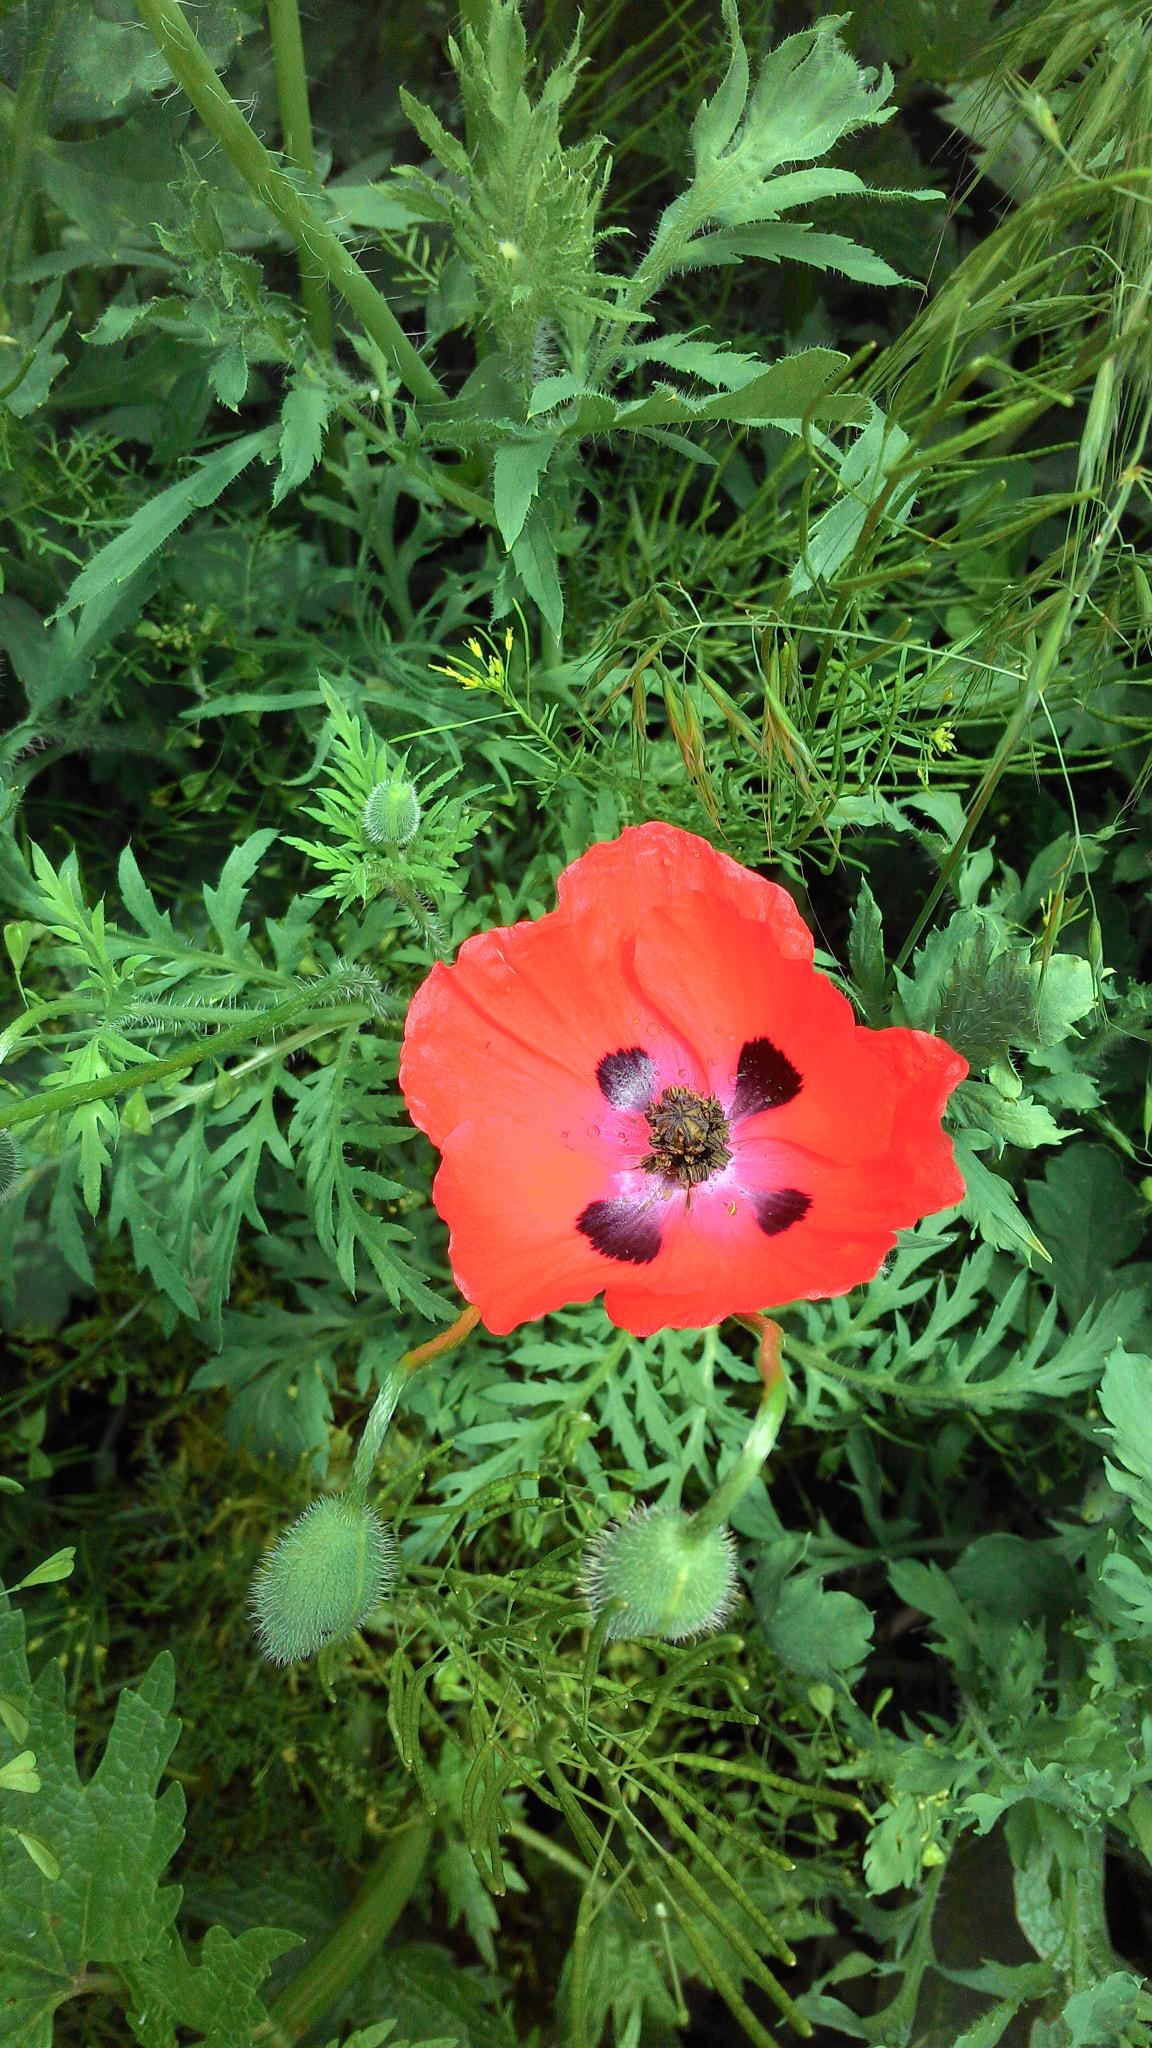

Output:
xmin=252 ymin=1498 xmax=397 ymax=1665
xmin=363 ymin=778 xmax=420 ymax=847
xmin=581 ymin=1504 xmax=738 ymax=1643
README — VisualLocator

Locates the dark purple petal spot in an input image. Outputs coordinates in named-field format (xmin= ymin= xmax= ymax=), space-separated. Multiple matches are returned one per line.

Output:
xmin=731 ymin=1037 xmax=802 ymax=1119
xmin=752 ymin=1187 xmax=811 ymax=1237
xmin=577 ymin=1197 xmax=663 ymax=1264
xmin=596 ymin=1046 xmax=657 ymax=1110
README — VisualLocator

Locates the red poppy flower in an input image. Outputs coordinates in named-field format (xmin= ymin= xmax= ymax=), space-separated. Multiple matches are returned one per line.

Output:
xmin=400 ymin=824 xmax=967 ymax=1337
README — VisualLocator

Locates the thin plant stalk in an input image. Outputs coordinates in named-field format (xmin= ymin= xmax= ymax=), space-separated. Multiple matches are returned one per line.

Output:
xmin=266 ymin=0 xmax=333 ymax=352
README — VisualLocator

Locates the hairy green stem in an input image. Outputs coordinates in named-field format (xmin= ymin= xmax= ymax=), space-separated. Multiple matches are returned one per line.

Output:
xmin=266 ymin=0 xmax=332 ymax=351
xmin=263 ymin=1814 xmax=434 ymax=2043
xmin=130 ymin=0 xmax=443 ymax=401
xmin=346 ymin=1303 xmax=481 ymax=1510
xmin=691 ymin=1378 xmax=788 ymax=1540
xmin=0 ymin=1000 xmax=372 ymax=1134
xmin=686 ymin=1317 xmax=789 ymax=1541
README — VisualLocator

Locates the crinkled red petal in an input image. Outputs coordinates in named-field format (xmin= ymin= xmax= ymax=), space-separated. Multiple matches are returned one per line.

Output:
xmin=403 ymin=822 xmax=968 ymax=1335
xmin=604 ymin=1212 xmax=898 ymax=1335
xmin=633 ymin=893 xmax=967 ymax=1167
xmin=400 ymin=823 xmax=810 ymax=1150
xmin=432 ymin=1116 xmax=630 ymax=1332
xmin=555 ymin=820 xmax=814 ymax=961
xmin=400 ymin=909 xmax=681 ymax=1151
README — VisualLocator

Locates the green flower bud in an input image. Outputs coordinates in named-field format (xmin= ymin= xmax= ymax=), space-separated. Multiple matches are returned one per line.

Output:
xmin=581 ymin=1504 xmax=738 ymax=1643
xmin=252 ymin=1498 xmax=397 ymax=1665
xmin=363 ymin=778 xmax=420 ymax=847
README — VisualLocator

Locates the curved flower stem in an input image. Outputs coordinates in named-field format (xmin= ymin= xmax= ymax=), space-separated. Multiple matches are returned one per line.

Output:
xmin=399 ymin=1300 xmax=482 ymax=1372
xmin=262 ymin=1812 xmax=434 ymax=2045
xmin=130 ymin=0 xmax=443 ymax=402
xmin=345 ymin=1302 xmax=481 ymax=1513
xmin=689 ymin=1316 xmax=789 ymax=1541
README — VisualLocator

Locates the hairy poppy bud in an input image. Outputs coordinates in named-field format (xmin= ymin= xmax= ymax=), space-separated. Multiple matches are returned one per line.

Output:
xmin=252 ymin=1498 xmax=397 ymax=1665
xmin=581 ymin=1504 xmax=738 ymax=1642
xmin=363 ymin=777 xmax=420 ymax=847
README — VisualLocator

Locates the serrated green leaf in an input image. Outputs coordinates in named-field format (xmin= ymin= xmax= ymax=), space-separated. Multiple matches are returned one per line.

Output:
xmin=3 ymin=317 xmax=71 ymax=420
xmin=754 ymin=1565 xmax=874 ymax=1683
xmin=57 ymin=427 xmax=278 ymax=619
xmin=848 ymin=877 xmax=886 ymax=1021
xmin=0 ymin=1615 xmax=184 ymax=2044
xmin=1026 ymin=1145 xmax=1144 ymax=1322
xmin=437 ymin=1838 xmax=501 ymax=1969
xmin=654 ymin=7 xmax=906 ymax=302
xmin=118 ymin=844 xmax=176 ymax=941
xmin=201 ymin=830 xmax=278 ymax=957
xmin=691 ymin=0 xmax=751 ymax=163
xmin=625 ymin=338 xmax=770 ymax=389
xmin=683 ymin=221 xmax=909 ymax=282
xmin=956 ymin=1081 xmax=1063 ymax=1153
xmin=273 ymin=380 xmax=333 ymax=506
xmin=124 ymin=1921 xmax=299 ymax=2048
xmin=526 ymin=370 xmax=590 ymax=416
xmin=1062 ymin=1971 xmax=1152 ymax=2047
xmin=286 ymin=1040 xmax=443 ymax=1320
xmin=358 ymin=1942 xmax=522 ymax=2048
xmin=954 ymin=1136 xmax=1049 ymax=1263
xmin=511 ymin=503 xmax=563 ymax=635
xmin=1037 ymin=952 xmax=1097 ymax=1045
xmin=209 ymin=340 xmax=249 ymax=412
xmin=492 ymin=435 xmax=556 ymax=548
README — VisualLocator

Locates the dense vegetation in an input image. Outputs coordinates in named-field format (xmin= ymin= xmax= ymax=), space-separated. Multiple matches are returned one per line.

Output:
xmin=4 ymin=2 xmax=1152 ymax=2044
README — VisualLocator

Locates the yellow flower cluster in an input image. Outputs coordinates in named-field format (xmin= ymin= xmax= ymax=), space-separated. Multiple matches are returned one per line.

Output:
xmin=434 ymin=628 xmax=515 ymax=693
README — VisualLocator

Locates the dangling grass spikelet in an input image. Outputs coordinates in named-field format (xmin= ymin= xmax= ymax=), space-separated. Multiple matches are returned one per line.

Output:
xmin=0 ymin=1131 xmax=17 ymax=1202
xmin=252 ymin=1498 xmax=397 ymax=1664
xmin=581 ymin=1504 xmax=738 ymax=1642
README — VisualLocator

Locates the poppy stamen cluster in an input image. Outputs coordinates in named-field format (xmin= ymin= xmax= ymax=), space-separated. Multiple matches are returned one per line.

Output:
xmin=640 ymin=1082 xmax=732 ymax=1188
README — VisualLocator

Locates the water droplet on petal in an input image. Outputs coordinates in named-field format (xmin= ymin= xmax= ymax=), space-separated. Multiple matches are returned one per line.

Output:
xmin=587 ymin=1124 xmax=600 ymax=1139
xmin=661 ymin=858 xmax=673 ymax=868
xmin=560 ymin=1129 xmax=569 ymax=1139
xmin=647 ymin=1023 xmax=661 ymax=1038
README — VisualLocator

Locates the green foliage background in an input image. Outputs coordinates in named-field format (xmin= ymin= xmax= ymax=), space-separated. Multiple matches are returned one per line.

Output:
xmin=4 ymin=0 xmax=1152 ymax=2044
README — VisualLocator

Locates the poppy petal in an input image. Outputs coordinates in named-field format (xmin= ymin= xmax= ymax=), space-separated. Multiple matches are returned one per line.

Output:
xmin=556 ymin=822 xmax=814 ymax=961
xmin=431 ymin=1116 xmax=667 ymax=1333
xmin=601 ymin=1181 xmax=895 ymax=1335
xmin=633 ymin=891 xmax=856 ymax=1105
xmin=633 ymin=893 xmax=966 ymax=1166
xmin=401 ymin=824 xmax=967 ymax=1337
xmin=400 ymin=907 xmax=691 ymax=1150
